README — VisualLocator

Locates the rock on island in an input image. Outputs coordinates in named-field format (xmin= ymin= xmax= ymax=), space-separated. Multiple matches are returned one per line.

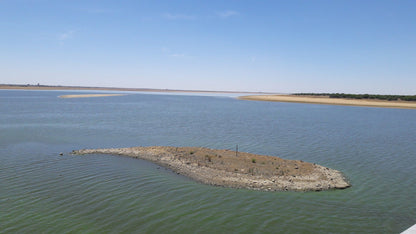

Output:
xmin=72 ymin=146 xmax=350 ymax=192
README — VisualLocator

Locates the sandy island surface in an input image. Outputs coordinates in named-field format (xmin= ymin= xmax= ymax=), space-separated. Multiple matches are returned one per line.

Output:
xmin=72 ymin=146 xmax=350 ymax=192
xmin=59 ymin=94 xmax=126 ymax=98
xmin=239 ymin=95 xmax=416 ymax=109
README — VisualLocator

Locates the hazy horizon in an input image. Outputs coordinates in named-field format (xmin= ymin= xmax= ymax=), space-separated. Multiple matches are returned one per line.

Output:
xmin=3 ymin=82 xmax=416 ymax=96
xmin=1 ymin=0 xmax=415 ymax=95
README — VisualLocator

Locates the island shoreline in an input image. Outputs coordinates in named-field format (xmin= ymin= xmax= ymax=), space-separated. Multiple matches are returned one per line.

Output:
xmin=72 ymin=146 xmax=350 ymax=192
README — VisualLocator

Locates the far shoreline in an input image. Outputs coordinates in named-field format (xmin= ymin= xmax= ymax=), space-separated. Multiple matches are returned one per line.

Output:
xmin=239 ymin=95 xmax=416 ymax=109
xmin=0 ymin=84 xmax=269 ymax=95
xmin=3 ymin=84 xmax=415 ymax=109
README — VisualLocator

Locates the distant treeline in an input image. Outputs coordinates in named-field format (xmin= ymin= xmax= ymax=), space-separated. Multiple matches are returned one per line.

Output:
xmin=294 ymin=93 xmax=416 ymax=101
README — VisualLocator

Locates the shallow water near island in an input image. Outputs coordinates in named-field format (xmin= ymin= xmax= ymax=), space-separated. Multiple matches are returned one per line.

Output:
xmin=1 ymin=90 xmax=415 ymax=233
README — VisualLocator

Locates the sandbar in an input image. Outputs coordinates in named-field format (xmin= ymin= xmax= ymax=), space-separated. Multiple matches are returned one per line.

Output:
xmin=239 ymin=95 xmax=416 ymax=109
xmin=59 ymin=94 xmax=126 ymax=98
xmin=72 ymin=146 xmax=350 ymax=192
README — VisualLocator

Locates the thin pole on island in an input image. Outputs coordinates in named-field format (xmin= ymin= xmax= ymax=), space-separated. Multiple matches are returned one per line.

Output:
xmin=236 ymin=145 xmax=238 ymax=157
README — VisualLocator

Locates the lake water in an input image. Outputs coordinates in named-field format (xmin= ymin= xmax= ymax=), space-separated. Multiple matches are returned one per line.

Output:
xmin=1 ymin=90 xmax=415 ymax=233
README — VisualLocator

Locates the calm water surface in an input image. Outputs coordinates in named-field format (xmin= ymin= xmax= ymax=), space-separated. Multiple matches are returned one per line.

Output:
xmin=1 ymin=90 xmax=415 ymax=233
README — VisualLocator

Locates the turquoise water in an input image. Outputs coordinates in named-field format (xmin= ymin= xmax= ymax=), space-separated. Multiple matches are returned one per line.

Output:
xmin=1 ymin=90 xmax=415 ymax=233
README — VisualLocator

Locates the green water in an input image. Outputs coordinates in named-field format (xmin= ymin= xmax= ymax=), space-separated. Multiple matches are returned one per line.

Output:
xmin=1 ymin=90 xmax=415 ymax=233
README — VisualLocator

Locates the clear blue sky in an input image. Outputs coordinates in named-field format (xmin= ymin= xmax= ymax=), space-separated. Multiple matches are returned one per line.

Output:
xmin=1 ymin=0 xmax=415 ymax=94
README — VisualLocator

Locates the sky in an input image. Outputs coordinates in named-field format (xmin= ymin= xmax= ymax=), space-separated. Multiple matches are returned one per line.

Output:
xmin=1 ymin=0 xmax=415 ymax=94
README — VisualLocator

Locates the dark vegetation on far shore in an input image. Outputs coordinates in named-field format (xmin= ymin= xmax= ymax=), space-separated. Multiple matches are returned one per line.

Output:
xmin=294 ymin=93 xmax=416 ymax=102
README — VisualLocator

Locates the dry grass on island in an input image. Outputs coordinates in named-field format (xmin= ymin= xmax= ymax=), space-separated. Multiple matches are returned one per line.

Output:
xmin=72 ymin=146 xmax=350 ymax=192
xmin=59 ymin=94 xmax=126 ymax=98
xmin=239 ymin=94 xmax=416 ymax=109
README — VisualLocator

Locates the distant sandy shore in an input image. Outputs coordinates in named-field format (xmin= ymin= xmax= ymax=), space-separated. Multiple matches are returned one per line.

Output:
xmin=59 ymin=94 xmax=126 ymax=98
xmin=239 ymin=95 xmax=416 ymax=109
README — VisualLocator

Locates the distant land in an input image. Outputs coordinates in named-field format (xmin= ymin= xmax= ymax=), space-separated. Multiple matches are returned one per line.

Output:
xmin=239 ymin=94 xmax=416 ymax=109
xmin=3 ymin=83 xmax=416 ymax=109
xmin=294 ymin=93 xmax=416 ymax=102
xmin=0 ymin=84 xmax=269 ymax=94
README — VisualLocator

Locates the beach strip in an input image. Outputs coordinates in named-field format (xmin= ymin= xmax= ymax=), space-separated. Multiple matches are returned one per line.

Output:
xmin=239 ymin=95 xmax=416 ymax=109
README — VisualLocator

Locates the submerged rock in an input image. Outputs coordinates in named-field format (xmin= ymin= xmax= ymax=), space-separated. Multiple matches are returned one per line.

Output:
xmin=72 ymin=146 xmax=350 ymax=192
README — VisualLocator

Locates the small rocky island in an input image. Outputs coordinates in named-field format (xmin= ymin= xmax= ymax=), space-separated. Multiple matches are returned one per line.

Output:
xmin=72 ymin=146 xmax=350 ymax=192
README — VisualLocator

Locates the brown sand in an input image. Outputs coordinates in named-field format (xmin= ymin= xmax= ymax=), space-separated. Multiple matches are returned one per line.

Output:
xmin=72 ymin=146 xmax=350 ymax=192
xmin=59 ymin=94 xmax=126 ymax=98
xmin=239 ymin=95 xmax=416 ymax=109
